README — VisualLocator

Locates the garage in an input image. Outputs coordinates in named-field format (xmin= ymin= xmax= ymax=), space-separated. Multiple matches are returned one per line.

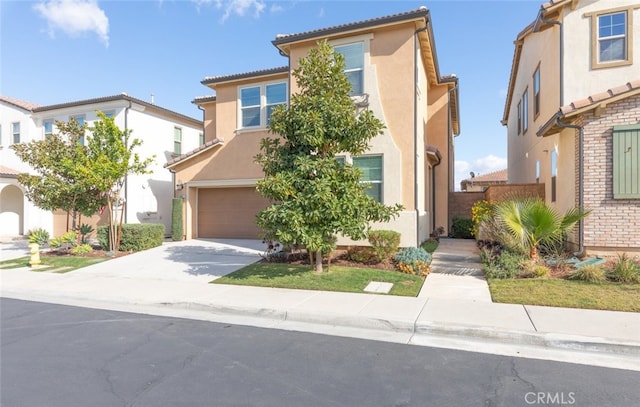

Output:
xmin=197 ymin=187 xmax=270 ymax=238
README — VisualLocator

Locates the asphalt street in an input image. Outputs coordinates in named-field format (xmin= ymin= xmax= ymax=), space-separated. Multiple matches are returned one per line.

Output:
xmin=2 ymin=298 xmax=639 ymax=407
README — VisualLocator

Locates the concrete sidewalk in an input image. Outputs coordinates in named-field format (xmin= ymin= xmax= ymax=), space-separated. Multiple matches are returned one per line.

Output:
xmin=1 ymin=238 xmax=639 ymax=371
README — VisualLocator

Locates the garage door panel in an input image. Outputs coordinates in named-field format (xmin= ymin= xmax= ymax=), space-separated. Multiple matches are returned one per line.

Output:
xmin=198 ymin=187 xmax=270 ymax=238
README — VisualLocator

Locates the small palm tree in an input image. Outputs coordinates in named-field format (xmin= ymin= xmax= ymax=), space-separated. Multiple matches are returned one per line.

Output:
xmin=495 ymin=197 xmax=589 ymax=262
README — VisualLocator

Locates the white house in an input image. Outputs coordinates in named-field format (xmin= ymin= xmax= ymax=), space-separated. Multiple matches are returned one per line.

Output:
xmin=0 ymin=94 xmax=203 ymax=238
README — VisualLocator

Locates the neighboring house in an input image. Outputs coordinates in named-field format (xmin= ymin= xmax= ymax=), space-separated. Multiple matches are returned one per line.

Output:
xmin=0 ymin=94 xmax=202 ymax=237
xmin=460 ymin=169 xmax=508 ymax=192
xmin=502 ymin=0 xmax=640 ymax=254
xmin=166 ymin=7 xmax=460 ymax=247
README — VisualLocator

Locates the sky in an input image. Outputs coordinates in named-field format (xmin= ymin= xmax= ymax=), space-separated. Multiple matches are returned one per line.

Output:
xmin=1 ymin=0 xmax=543 ymax=189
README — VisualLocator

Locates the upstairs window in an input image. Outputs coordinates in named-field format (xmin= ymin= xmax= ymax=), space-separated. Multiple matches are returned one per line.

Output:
xmin=334 ymin=42 xmax=364 ymax=96
xmin=517 ymin=101 xmax=522 ymax=135
xmin=71 ymin=115 xmax=85 ymax=145
xmin=587 ymin=7 xmax=633 ymax=68
xmin=44 ymin=120 xmax=54 ymax=139
xmin=522 ymin=89 xmax=529 ymax=134
xmin=12 ymin=122 xmax=20 ymax=144
xmin=533 ymin=66 xmax=540 ymax=118
xmin=239 ymin=82 xmax=287 ymax=129
xmin=174 ymin=127 xmax=182 ymax=155
xmin=353 ymin=155 xmax=383 ymax=202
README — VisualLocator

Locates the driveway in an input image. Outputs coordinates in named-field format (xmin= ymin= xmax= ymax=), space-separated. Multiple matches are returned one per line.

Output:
xmin=2 ymin=239 xmax=264 ymax=284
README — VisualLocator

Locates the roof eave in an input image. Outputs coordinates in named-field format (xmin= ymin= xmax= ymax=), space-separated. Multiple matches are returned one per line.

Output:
xmin=164 ymin=139 xmax=225 ymax=169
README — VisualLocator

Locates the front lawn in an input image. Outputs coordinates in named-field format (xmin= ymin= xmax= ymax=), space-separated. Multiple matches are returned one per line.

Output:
xmin=0 ymin=255 xmax=108 ymax=273
xmin=488 ymin=279 xmax=640 ymax=312
xmin=213 ymin=262 xmax=424 ymax=297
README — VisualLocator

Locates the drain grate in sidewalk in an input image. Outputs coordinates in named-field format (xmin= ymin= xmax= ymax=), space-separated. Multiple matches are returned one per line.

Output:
xmin=364 ymin=281 xmax=393 ymax=294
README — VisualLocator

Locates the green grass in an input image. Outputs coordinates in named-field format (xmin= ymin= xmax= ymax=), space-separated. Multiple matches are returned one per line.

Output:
xmin=0 ymin=255 xmax=108 ymax=273
xmin=213 ymin=263 xmax=424 ymax=296
xmin=488 ymin=278 xmax=640 ymax=312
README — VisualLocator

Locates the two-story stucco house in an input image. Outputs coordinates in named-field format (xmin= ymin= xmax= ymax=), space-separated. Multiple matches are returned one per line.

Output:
xmin=166 ymin=7 xmax=460 ymax=248
xmin=0 ymin=94 xmax=202 ymax=238
xmin=503 ymin=0 xmax=640 ymax=255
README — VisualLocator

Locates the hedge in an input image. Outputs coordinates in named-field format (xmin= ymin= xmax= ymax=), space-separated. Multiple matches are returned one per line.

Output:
xmin=97 ymin=223 xmax=165 ymax=251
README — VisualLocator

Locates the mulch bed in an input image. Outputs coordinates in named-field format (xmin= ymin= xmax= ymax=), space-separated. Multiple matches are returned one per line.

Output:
xmin=42 ymin=248 xmax=132 ymax=258
xmin=262 ymin=248 xmax=399 ymax=272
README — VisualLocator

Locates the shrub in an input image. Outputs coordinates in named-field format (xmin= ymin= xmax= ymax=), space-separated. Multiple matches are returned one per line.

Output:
xmin=569 ymin=265 xmax=606 ymax=283
xmin=451 ymin=217 xmax=474 ymax=239
xmin=429 ymin=226 xmax=445 ymax=242
xmin=97 ymin=223 xmax=165 ymax=252
xmin=482 ymin=249 xmax=526 ymax=279
xmin=420 ymin=239 xmax=439 ymax=253
xmin=78 ymin=223 xmax=94 ymax=244
xmin=347 ymin=246 xmax=378 ymax=264
xmin=50 ymin=231 xmax=78 ymax=250
xmin=28 ymin=228 xmax=50 ymax=246
xmin=393 ymin=247 xmax=432 ymax=276
xmin=171 ymin=198 xmax=184 ymax=241
xmin=367 ymin=230 xmax=401 ymax=261
xmin=70 ymin=244 xmax=93 ymax=255
xmin=519 ymin=262 xmax=550 ymax=279
xmin=606 ymin=254 xmax=640 ymax=283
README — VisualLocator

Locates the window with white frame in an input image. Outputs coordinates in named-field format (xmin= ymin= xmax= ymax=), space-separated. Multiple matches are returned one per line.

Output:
xmin=44 ymin=120 xmax=54 ymax=138
xmin=587 ymin=7 xmax=633 ymax=68
xmin=174 ymin=127 xmax=182 ymax=155
xmin=12 ymin=122 xmax=20 ymax=144
xmin=334 ymin=42 xmax=364 ymax=96
xmin=239 ymin=82 xmax=287 ymax=129
xmin=104 ymin=111 xmax=115 ymax=118
xmin=353 ymin=155 xmax=383 ymax=202
xmin=71 ymin=115 xmax=85 ymax=145
xmin=551 ymin=150 xmax=557 ymax=202
xmin=533 ymin=66 xmax=540 ymax=118
xmin=199 ymin=132 xmax=205 ymax=146
xmin=535 ymin=160 xmax=540 ymax=183
xmin=522 ymin=89 xmax=529 ymax=133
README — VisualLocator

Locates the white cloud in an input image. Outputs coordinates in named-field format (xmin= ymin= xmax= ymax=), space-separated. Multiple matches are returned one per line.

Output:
xmin=270 ymin=3 xmax=284 ymax=13
xmin=454 ymin=155 xmax=507 ymax=191
xmin=34 ymin=0 xmax=109 ymax=47
xmin=216 ymin=0 xmax=266 ymax=22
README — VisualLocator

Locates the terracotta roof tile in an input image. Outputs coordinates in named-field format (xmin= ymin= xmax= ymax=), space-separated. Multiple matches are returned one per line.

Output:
xmin=202 ymin=67 xmax=288 ymax=85
xmin=0 ymin=96 xmax=41 ymax=111
xmin=164 ymin=138 xmax=224 ymax=168
xmin=461 ymin=169 xmax=508 ymax=184
xmin=0 ymin=165 xmax=21 ymax=178
xmin=560 ymin=80 xmax=640 ymax=115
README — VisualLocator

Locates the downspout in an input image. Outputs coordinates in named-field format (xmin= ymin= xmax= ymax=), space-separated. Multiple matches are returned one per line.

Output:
xmin=414 ymin=21 xmax=429 ymax=247
xmin=555 ymin=118 xmax=584 ymax=257
xmin=124 ymin=100 xmax=132 ymax=223
xmin=534 ymin=7 xmax=564 ymax=106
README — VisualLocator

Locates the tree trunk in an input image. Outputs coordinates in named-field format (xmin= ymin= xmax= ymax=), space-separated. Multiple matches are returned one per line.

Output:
xmin=315 ymin=249 xmax=323 ymax=273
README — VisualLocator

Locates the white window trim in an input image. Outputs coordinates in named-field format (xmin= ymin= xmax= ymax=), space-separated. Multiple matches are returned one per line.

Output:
xmin=237 ymin=80 xmax=288 ymax=131
xmin=43 ymin=119 xmax=54 ymax=138
xmin=174 ymin=126 xmax=182 ymax=155
xmin=12 ymin=122 xmax=20 ymax=144
xmin=340 ymin=153 xmax=384 ymax=203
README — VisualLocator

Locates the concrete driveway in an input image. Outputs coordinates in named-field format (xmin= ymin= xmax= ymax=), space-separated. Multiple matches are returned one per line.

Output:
xmin=0 ymin=239 xmax=264 ymax=284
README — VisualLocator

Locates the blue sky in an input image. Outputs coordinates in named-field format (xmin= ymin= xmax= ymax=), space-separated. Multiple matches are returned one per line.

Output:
xmin=1 ymin=0 xmax=542 ymax=188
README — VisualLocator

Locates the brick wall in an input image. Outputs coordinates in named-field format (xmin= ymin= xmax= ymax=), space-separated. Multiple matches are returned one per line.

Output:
xmin=580 ymin=94 xmax=640 ymax=253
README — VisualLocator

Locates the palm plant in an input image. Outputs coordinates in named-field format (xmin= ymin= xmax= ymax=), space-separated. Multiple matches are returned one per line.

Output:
xmin=495 ymin=197 xmax=589 ymax=262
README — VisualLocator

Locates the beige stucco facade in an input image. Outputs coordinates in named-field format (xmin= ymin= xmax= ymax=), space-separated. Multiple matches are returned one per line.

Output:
xmin=169 ymin=8 xmax=460 ymax=248
xmin=503 ymin=0 xmax=640 ymax=254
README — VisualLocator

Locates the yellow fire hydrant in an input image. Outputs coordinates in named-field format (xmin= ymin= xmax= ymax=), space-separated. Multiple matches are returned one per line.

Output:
xmin=28 ymin=243 xmax=41 ymax=267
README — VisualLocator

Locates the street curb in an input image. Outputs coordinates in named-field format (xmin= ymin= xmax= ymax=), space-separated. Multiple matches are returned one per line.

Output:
xmin=414 ymin=321 xmax=640 ymax=356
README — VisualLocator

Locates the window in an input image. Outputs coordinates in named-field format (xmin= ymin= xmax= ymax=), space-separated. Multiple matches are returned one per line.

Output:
xmin=104 ymin=111 xmax=115 ymax=118
xmin=44 ymin=120 xmax=54 ymax=138
xmin=71 ymin=115 xmax=85 ymax=145
xmin=613 ymin=125 xmax=640 ymax=199
xmin=174 ymin=127 xmax=182 ymax=155
xmin=587 ymin=8 xmax=633 ymax=68
xmin=551 ymin=150 xmax=557 ymax=202
xmin=522 ymin=89 xmax=529 ymax=133
xmin=353 ymin=155 xmax=382 ymax=202
xmin=334 ymin=42 xmax=364 ymax=96
xmin=517 ymin=101 xmax=522 ymax=135
xmin=335 ymin=156 xmax=346 ymax=166
xmin=12 ymin=122 xmax=20 ymax=144
xmin=535 ymin=160 xmax=540 ymax=183
xmin=533 ymin=66 xmax=540 ymax=118
xmin=239 ymin=82 xmax=287 ymax=129
xmin=199 ymin=132 xmax=205 ymax=146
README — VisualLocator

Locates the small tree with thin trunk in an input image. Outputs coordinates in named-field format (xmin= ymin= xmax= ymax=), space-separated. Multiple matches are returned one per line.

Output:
xmin=255 ymin=40 xmax=402 ymax=273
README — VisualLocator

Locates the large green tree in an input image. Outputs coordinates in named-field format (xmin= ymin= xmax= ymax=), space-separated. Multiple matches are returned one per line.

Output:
xmin=11 ymin=118 xmax=103 ymax=231
xmin=255 ymin=40 xmax=402 ymax=273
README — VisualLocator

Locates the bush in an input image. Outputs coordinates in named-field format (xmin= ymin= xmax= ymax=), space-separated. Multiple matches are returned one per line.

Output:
xmin=28 ymin=228 xmax=50 ymax=246
xmin=482 ymin=249 xmax=526 ymax=279
xmin=347 ymin=246 xmax=378 ymax=264
xmin=519 ymin=262 xmax=550 ymax=279
xmin=78 ymin=224 xmax=94 ymax=244
xmin=50 ymin=231 xmax=77 ymax=250
xmin=451 ymin=217 xmax=474 ymax=239
xmin=569 ymin=265 xmax=606 ymax=283
xmin=97 ymin=223 xmax=165 ymax=252
xmin=393 ymin=247 xmax=432 ymax=276
xmin=367 ymin=230 xmax=401 ymax=261
xmin=70 ymin=244 xmax=93 ymax=255
xmin=171 ymin=198 xmax=184 ymax=241
xmin=606 ymin=254 xmax=640 ymax=283
xmin=420 ymin=239 xmax=439 ymax=253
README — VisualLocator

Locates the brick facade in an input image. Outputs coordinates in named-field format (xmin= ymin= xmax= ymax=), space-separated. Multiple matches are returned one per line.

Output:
xmin=580 ymin=94 xmax=640 ymax=253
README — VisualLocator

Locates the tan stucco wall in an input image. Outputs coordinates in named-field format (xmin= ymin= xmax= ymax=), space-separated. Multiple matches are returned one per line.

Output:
xmin=427 ymin=84 xmax=451 ymax=233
